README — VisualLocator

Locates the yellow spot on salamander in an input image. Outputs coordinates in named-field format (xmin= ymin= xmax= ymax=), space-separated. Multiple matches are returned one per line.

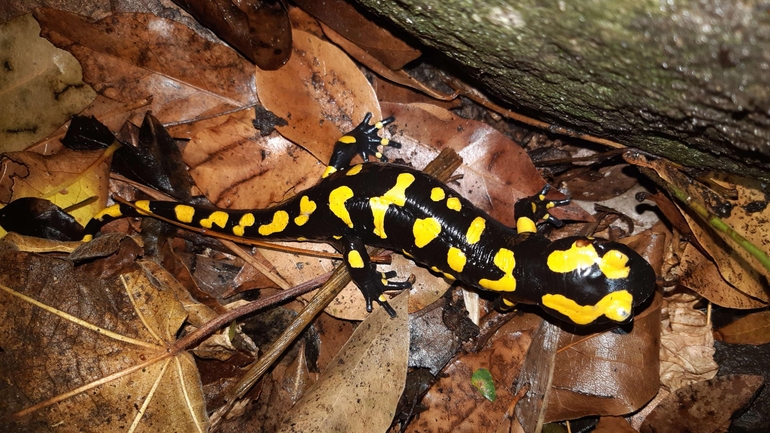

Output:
xmin=294 ymin=196 xmax=317 ymax=226
xmin=430 ymin=187 xmax=445 ymax=202
xmin=443 ymin=272 xmax=455 ymax=280
xmin=466 ymin=217 xmax=486 ymax=244
xmin=516 ymin=217 xmax=537 ymax=234
xmin=338 ymin=135 xmax=356 ymax=144
xmin=446 ymin=197 xmax=462 ymax=211
xmin=413 ymin=217 xmax=441 ymax=248
xmin=135 ymin=200 xmax=151 ymax=214
xmin=329 ymin=186 xmax=355 ymax=228
xmin=258 ymin=210 xmax=289 ymax=235
xmin=200 ymin=211 xmax=230 ymax=229
xmin=402 ymin=249 xmax=413 ymax=258
xmin=93 ymin=204 xmax=123 ymax=220
xmin=233 ymin=213 xmax=255 ymax=236
xmin=547 ymin=242 xmax=630 ymax=279
xmin=541 ymin=290 xmax=633 ymax=325
xmin=322 ymin=166 xmax=338 ymax=178
xmin=82 ymin=234 xmax=93 ymax=242
xmin=369 ymin=173 xmax=415 ymax=239
xmin=479 ymin=248 xmax=516 ymax=292
xmin=333 ymin=235 xmax=342 ymax=240
xmin=347 ymin=250 xmax=365 ymax=268
xmin=346 ymin=164 xmax=363 ymax=176
xmin=447 ymin=247 xmax=466 ymax=273
xmin=174 ymin=205 xmax=195 ymax=224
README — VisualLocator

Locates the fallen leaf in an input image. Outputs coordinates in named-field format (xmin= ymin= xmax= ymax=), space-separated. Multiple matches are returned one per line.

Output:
xmin=0 ymin=147 xmax=110 ymax=236
xmin=277 ymin=291 xmax=409 ymax=432
xmin=0 ymin=247 xmax=207 ymax=432
xmin=660 ymin=293 xmax=718 ymax=391
xmin=640 ymin=375 xmax=764 ymax=433
xmin=255 ymin=29 xmax=383 ymax=163
xmin=680 ymin=243 xmax=768 ymax=309
xmin=0 ymin=14 xmax=95 ymax=153
xmin=294 ymin=0 xmax=421 ymax=70
xmin=34 ymin=9 xmax=256 ymax=127
xmin=714 ymin=310 xmax=770 ymax=345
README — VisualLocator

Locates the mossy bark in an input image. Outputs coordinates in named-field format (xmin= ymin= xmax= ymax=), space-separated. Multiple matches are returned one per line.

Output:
xmin=355 ymin=0 xmax=770 ymax=180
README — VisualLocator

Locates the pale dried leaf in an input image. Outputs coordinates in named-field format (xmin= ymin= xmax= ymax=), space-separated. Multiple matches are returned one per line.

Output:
xmin=0 ymin=14 xmax=95 ymax=153
xmin=278 ymin=291 xmax=409 ymax=432
xmin=659 ymin=294 xmax=718 ymax=391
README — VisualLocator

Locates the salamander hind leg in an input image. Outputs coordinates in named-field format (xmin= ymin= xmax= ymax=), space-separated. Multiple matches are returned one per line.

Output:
xmin=513 ymin=184 xmax=571 ymax=234
xmin=323 ymin=113 xmax=401 ymax=178
xmin=341 ymin=236 xmax=411 ymax=318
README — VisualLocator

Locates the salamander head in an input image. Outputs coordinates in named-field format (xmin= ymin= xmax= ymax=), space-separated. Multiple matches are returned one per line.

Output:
xmin=533 ymin=236 xmax=656 ymax=325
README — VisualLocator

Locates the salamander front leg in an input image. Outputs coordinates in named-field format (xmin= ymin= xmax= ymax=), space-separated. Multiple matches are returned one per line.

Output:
xmin=341 ymin=236 xmax=411 ymax=317
xmin=323 ymin=113 xmax=402 ymax=178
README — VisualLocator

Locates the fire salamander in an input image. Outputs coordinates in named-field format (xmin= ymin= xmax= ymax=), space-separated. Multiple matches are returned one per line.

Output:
xmin=84 ymin=114 xmax=656 ymax=324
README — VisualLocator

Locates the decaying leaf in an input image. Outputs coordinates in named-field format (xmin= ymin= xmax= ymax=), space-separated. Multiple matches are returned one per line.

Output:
xmin=0 ymin=14 xmax=95 ymax=153
xmin=255 ymin=29 xmax=383 ymax=163
xmin=183 ymin=111 xmax=323 ymax=210
xmin=277 ymin=291 xmax=409 ymax=432
xmin=0 ymin=147 xmax=110 ymax=236
xmin=34 ymin=8 xmax=256 ymax=128
xmin=0 ymin=245 xmax=207 ymax=432
xmin=640 ymin=375 xmax=764 ymax=433
xmin=660 ymin=293 xmax=718 ymax=392
xmin=714 ymin=310 xmax=770 ymax=345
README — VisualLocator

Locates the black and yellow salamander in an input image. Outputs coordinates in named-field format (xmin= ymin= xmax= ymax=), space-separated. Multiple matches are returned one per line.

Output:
xmin=84 ymin=114 xmax=656 ymax=325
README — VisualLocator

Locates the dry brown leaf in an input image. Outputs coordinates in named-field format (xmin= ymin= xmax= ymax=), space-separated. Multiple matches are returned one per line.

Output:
xmin=544 ymin=289 xmax=663 ymax=421
xmin=660 ymin=293 xmax=718 ymax=391
xmin=0 ymin=14 xmax=96 ymax=153
xmin=294 ymin=0 xmax=421 ymax=70
xmin=184 ymin=111 xmax=324 ymax=209
xmin=0 ymin=249 xmax=207 ymax=432
xmin=628 ymin=155 xmax=770 ymax=304
xmin=382 ymin=102 xmax=591 ymax=227
xmin=594 ymin=416 xmax=638 ymax=433
xmin=0 ymin=148 xmax=111 ymax=236
xmin=34 ymin=8 xmax=256 ymax=128
xmin=714 ymin=310 xmax=770 ymax=345
xmin=640 ymin=375 xmax=764 ymax=433
xmin=680 ymin=243 xmax=768 ymax=309
xmin=255 ymin=29 xmax=382 ymax=163
xmin=277 ymin=291 xmax=409 ymax=432
xmin=407 ymin=314 xmax=541 ymax=432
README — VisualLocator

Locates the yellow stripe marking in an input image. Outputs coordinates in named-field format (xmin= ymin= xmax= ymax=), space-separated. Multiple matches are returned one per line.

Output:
xmin=329 ymin=186 xmax=355 ymax=228
xmin=516 ymin=217 xmax=537 ymax=234
xmin=322 ymin=166 xmax=338 ymax=178
xmin=369 ymin=173 xmax=415 ymax=239
xmin=347 ymin=250 xmax=365 ymax=268
xmin=233 ymin=213 xmax=255 ymax=236
xmin=174 ymin=205 xmax=195 ymax=224
xmin=479 ymin=248 xmax=516 ymax=292
xmin=443 ymin=272 xmax=455 ymax=280
xmin=541 ymin=290 xmax=633 ymax=325
xmin=346 ymin=164 xmax=364 ymax=176
xmin=413 ymin=217 xmax=441 ymax=248
xmin=430 ymin=187 xmax=445 ymax=201
xmin=333 ymin=235 xmax=342 ymax=240
xmin=446 ymin=197 xmax=461 ymax=211
xmin=466 ymin=217 xmax=486 ymax=244
xmin=200 ymin=211 xmax=229 ymax=229
xmin=135 ymin=200 xmax=151 ymax=214
xmin=258 ymin=210 xmax=289 ymax=235
xmin=294 ymin=196 xmax=317 ymax=226
xmin=447 ymin=247 xmax=466 ymax=273
xmin=93 ymin=204 xmax=123 ymax=220
xmin=547 ymin=242 xmax=630 ymax=279
xmin=338 ymin=135 xmax=356 ymax=144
